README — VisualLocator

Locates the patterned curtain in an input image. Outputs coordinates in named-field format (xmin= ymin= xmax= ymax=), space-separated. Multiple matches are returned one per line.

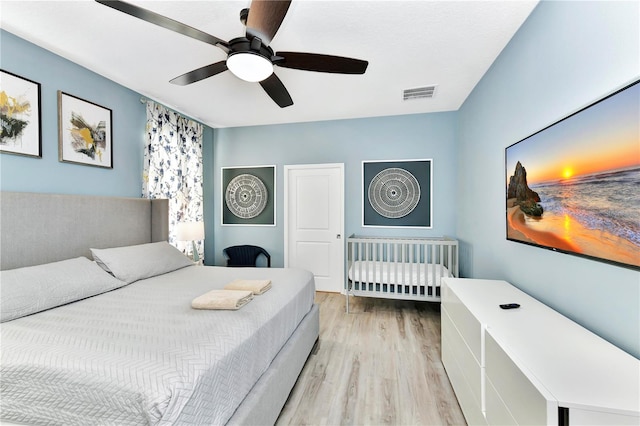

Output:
xmin=142 ymin=101 xmax=204 ymax=259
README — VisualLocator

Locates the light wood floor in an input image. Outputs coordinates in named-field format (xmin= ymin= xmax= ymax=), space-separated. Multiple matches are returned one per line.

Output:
xmin=276 ymin=292 xmax=467 ymax=426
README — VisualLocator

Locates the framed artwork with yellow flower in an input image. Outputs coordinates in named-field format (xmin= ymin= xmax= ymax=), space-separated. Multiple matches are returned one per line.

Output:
xmin=58 ymin=91 xmax=112 ymax=168
xmin=0 ymin=70 xmax=42 ymax=158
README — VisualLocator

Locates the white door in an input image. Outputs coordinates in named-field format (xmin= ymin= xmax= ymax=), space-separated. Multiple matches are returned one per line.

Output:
xmin=284 ymin=164 xmax=344 ymax=293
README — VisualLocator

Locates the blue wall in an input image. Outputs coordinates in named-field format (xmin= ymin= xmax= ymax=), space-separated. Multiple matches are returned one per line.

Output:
xmin=210 ymin=112 xmax=458 ymax=267
xmin=457 ymin=1 xmax=640 ymax=357
xmin=0 ymin=30 xmax=145 ymax=197
xmin=1 ymin=30 xmax=220 ymax=265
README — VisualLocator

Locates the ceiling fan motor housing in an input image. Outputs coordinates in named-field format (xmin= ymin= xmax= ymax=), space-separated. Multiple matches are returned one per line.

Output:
xmin=228 ymin=37 xmax=274 ymax=59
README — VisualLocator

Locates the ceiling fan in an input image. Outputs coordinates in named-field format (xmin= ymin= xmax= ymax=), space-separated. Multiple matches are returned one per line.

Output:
xmin=95 ymin=0 xmax=369 ymax=108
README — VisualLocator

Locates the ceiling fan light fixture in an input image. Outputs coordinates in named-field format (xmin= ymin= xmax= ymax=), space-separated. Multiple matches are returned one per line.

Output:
xmin=227 ymin=52 xmax=273 ymax=82
xmin=94 ymin=1 xmax=368 ymax=108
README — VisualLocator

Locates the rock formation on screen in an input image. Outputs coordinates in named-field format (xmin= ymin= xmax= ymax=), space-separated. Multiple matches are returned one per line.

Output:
xmin=507 ymin=161 xmax=543 ymax=217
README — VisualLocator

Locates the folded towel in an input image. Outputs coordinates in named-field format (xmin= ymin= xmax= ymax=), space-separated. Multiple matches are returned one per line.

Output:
xmin=224 ymin=279 xmax=272 ymax=295
xmin=192 ymin=289 xmax=253 ymax=310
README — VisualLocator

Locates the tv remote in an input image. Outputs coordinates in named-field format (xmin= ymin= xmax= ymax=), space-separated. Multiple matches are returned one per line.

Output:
xmin=499 ymin=303 xmax=520 ymax=309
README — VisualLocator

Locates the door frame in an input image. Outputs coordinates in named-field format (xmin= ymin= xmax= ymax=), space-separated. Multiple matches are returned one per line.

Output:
xmin=284 ymin=163 xmax=345 ymax=292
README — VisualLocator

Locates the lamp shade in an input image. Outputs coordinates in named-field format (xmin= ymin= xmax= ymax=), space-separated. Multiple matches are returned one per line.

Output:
xmin=175 ymin=222 xmax=205 ymax=241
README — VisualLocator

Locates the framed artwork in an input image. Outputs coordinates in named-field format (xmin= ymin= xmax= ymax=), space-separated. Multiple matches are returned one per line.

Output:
xmin=505 ymin=79 xmax=639 ymax=270
xmin=0 ymin=70 xmax=42 ymax=158
xmin=222 ymin=165 xmax=276 ymax=226
xmin=58 ymin=91 xmax=112 ymax=168
xmin=362 ymin=159 xmax=432 ymax=228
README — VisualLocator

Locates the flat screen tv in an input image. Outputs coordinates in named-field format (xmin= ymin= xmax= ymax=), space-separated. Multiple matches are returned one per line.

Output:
xmin=505 ymin=79 xmax=639 ymax=271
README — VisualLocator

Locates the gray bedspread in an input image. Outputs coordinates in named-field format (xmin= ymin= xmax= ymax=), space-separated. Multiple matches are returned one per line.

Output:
xmin=1 ymin=266 xmax=315 ymax=425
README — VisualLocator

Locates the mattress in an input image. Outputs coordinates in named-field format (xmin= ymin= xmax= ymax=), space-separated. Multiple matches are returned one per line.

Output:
xmin=1 ymin=265 xmax=315 ymax=425
xmin=348 ymin=261 xmax=450 ymax=287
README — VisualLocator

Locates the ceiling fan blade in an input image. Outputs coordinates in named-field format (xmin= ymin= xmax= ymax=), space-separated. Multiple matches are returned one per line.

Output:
xmin=246 ymin=0 xmax=292 ymax=46
xmin=95 ymin=0 xmax=229 ymax=51
xmin=275 ymin=52 xmax=368 ymax=74
xmin=169 ymin=61 xmax=228 ymax=86
xmin=259 ymin=74 xmax=293 ymax=108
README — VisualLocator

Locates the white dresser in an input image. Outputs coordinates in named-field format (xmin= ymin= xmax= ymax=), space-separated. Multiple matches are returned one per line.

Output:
xmin=441 ymin=278 xmax=640 ymax=426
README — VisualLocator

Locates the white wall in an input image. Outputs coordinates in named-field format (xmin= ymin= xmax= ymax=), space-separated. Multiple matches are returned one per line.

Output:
xmin=457 ymin=1 xmax=639 ymax=357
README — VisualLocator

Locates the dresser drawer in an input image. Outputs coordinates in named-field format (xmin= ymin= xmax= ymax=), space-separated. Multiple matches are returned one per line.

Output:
xmin=442 ymin=306 xmax=484 ymax=410
xmin=442 ymin=282 xmax=483 ymax=364
xmin=485 ymin=328 xmax=557 ymax=426
xmin=442 ymin=318 xmax=487 ymax=425
xmin=485 ymin=374 xmax=517 ymax=426
xmin=569 ymin=407 xmax=640 ymax=425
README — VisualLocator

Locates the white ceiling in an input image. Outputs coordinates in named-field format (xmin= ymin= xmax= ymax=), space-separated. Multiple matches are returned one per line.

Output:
xmin=1 ymin=0 xmax=538 ymax=128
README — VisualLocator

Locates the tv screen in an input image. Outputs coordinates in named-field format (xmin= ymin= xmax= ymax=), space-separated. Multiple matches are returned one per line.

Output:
xmin=505 ymin=79 xmax=639 ymax=270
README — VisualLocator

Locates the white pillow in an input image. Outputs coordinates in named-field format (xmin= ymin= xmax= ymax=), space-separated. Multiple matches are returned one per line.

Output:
xmin=91 ymin=241 xmax=194 ymax=284
xmin=1 ymin=257 xmax=127 ymax=323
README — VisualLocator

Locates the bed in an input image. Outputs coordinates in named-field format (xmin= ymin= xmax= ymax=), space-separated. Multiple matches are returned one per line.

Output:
xmin=0 ymin=191 xmax=319 ymax=426
xmin=346 ymin=235 xmax=458 ymax=312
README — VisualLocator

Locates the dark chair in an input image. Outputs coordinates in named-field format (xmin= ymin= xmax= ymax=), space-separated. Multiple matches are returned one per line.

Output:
xmin=223 ymin=245 xmax=271 ymax=267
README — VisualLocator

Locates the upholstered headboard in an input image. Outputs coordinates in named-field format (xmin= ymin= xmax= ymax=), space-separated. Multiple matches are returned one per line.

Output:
xmin=0 ymin=192 xmax=169 ymax=270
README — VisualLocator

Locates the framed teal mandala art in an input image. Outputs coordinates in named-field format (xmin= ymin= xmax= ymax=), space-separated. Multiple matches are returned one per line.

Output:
xmin=222 ymin=165 xmax=275 ymax=226
xmin=362 ymin=159 xmax=432 ymax=228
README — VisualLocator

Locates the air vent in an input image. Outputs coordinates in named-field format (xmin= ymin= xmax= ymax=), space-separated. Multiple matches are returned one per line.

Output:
xmin=403 ymin=85 xmax=436 ymax=101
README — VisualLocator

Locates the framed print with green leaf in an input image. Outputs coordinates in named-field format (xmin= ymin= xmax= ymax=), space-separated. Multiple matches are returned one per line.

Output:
xmin=58 ymin=91 xmax=112 ymax=168
xmin=222 ymin=165 xmax=275 ymax=226
xmin=0 ymin=70 xmax=42 ymax=158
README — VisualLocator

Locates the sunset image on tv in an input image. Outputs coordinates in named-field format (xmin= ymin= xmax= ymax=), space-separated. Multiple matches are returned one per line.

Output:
xmin=505 ymin=80 xmax=639 ymax=269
